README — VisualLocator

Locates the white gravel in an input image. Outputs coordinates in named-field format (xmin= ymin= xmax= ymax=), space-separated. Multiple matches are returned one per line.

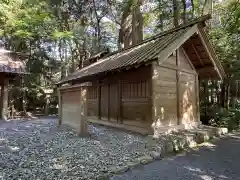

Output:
xmin=0 ymin=118 xmax=157 ymax=180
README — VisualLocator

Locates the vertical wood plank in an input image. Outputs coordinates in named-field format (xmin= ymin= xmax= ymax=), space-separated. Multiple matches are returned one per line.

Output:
xmin=196 ymin=75 xmax=200 ymax=122
xmin=148 ymin=64 xmax=153 ymax=123
xmin=117 ymin=80 xmax=122 ymax=123
xmin=1 ymin=78 xmax=9 ymax=121
xmin=176 ymin=49 xmax=181 ymax=125
xmin=108 ymin=83 xmax=110 ymax=121
xmin=98 ymin=81 xmax=101 ymax=119
xmin=57 ymin=88 xmax=62 ymax=126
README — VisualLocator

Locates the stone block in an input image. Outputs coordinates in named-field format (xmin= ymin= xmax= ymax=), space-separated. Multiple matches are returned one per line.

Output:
xmin=196 ymin=131 xmax=210 ymax=143
xmin=126 ymin=161 xmax=141 ymax=168
xmin=162 ymin=141 xmax=174 ymax=155
xmin=110 ymin=165 xmax=129 ymax=174
xmin=149 ymin=151 xmax=161 ymax=160
xmin=138 ymin=155 xmax=153 ymax=165
xmin=216 ymin=127 xmax=228 ymax=136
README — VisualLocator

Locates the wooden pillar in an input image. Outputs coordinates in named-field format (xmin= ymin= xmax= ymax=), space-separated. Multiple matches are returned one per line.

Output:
xmin=97 ymin=81 xmax=101 ymax=120
xmin=1 ymin=78 xmax=9 ymax=121
xmin=176 ymin=50 xmax=181 ymax=125
xmin=79 ymin=86 xmax=88 ymax=136
xmin=57 ymin=88 xmax=62 ymax=126
xmin=196 ymin=75 xmax=200 ymax=122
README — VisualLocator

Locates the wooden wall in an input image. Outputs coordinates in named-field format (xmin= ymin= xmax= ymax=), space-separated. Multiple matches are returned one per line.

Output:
xmin=152 ymin=47 xmax=199 ymax=135
xmin=86 ymin=65 xmax=152 ymax=128
xmin=152 ymin=57 xmax=178 ymax=127
xmin=61 ymin=89 xmax=82 ymax=130
xmin=61 ymin=47 xmax=200 ymax=133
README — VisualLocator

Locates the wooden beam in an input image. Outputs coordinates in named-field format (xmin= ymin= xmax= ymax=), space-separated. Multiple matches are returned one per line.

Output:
xmin=181 ymin=47 xmax=197 ymax=71
xmin=197 ymin=27 xmax=225 ymax=80
xmin=189 ymin=39 xmax=205 ymax=67
xmin=196 ymin=65 xmax=215 ymax=75
xmin=158 ymin=64 xmax=197 ymax=75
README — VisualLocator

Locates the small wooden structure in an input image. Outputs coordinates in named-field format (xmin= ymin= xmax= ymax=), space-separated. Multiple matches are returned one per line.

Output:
xmin=0 ymin=49 xmax=26 ymax=120
xmin=57 ymin=15 xmax=225 ymax=135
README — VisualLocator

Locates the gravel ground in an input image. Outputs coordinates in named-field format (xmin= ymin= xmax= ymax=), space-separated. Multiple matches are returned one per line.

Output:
xmin=0 ymin=118 xmax=157 ymax=180
xmin=111 ymin=132 xmax=240 ymax=180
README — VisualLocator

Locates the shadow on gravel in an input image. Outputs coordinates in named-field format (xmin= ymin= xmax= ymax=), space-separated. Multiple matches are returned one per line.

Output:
xmin=111 ymin=132 xmax=240 ymax=180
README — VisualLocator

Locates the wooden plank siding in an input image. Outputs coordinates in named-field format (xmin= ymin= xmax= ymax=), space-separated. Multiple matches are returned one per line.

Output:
xmin=152 ymin=47 xmax=199 ymax=135
xmin=69 ymin=47 xmax=199 ymax=133
xmin=86 ymin=65 xmax=152 ymax=128
xmin=61 ymin=90 xmax=82 ymax=130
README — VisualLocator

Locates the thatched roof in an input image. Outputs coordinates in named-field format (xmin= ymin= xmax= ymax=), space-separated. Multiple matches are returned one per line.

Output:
xmin=0 ymin=49 xmax=26 ymax=75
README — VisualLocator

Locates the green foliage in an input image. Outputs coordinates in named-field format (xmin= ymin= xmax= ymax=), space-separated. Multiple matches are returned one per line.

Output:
xmin=52 ymin=31 xmax=74 ymax=40
xmin=210 ymin=107 xmax=240 ymax=131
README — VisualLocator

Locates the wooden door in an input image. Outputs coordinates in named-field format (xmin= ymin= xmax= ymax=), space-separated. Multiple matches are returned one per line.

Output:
xmin=100 ymin=83 xmax=118 ymax=122
xmin=109 ymin=83 xmax=118 ymax=122
xmin=100 ymin=84 xmax=108 ymax=120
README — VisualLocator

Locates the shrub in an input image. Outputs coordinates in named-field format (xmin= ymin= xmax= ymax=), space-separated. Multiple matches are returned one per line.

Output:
xmin=210 ymin=107 xmax=240 ymax=131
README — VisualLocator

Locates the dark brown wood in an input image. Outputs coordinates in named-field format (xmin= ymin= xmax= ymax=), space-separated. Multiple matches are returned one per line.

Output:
xmin=190 ymin=40 xmax=205 ymax=66
xmin=82 ymin=65 xmax=152 ymax=125
xmin=100 ymin=84 xmax=108 ymax=120
xmin=108 ymin=84 xmax=110 ymax=121
xmin=98 ymin=82 xmax=101 ymax=119
xmin=109 ymin=83 xmax=118 ymax=122
xmin=117 ymin=79 xmax=122 ymax=123
xmin=195 ymin=75 xmax=200 ymax=122
xmin=176 ymin=49 xmax=181 ymax=125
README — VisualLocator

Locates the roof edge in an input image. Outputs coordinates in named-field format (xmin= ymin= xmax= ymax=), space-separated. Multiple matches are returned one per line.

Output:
xmin=101 ymin=14 xmax=211 ymax=59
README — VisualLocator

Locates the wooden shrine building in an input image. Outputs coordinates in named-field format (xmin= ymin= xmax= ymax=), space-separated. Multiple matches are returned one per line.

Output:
xmin=0 ymin=49 xmax=26 ymax=120
xmin=57 ymin=15 xmax=225 ymax=135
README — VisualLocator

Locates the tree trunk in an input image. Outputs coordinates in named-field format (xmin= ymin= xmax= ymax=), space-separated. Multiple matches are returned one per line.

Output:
xmin=181 ymin=0 xmax=187 ymax=24
xmin=22 ymin=78 xmax=27 ymax=115
xmin=220 ymin=80 xmax=225 ymax=108
xmin=202 ymin=0 xmax=213 ymax=16
xmin=190 ymin=0 xmax=195 ymax=17
xmin=92 ymin=0 xmax=102 ymax=52
xmin=203 ymin=80 xmax=208 ymax=117
xmin=119 ymin=1 xmax=132 ymax=49
xmin=45 ymin=95 xmax=50 ymax=116
xmin=172 ymin=0 xmax=180 ymax=27
xmin=119 ymin=0 xmax=144 ymax=49
xmin=59 ymin=40 xmax=65 ymax=80
xmin=132 ymin=0 xmax=143 ymax=45
xmin=226 ymin=81 xmax=230 ymax=109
